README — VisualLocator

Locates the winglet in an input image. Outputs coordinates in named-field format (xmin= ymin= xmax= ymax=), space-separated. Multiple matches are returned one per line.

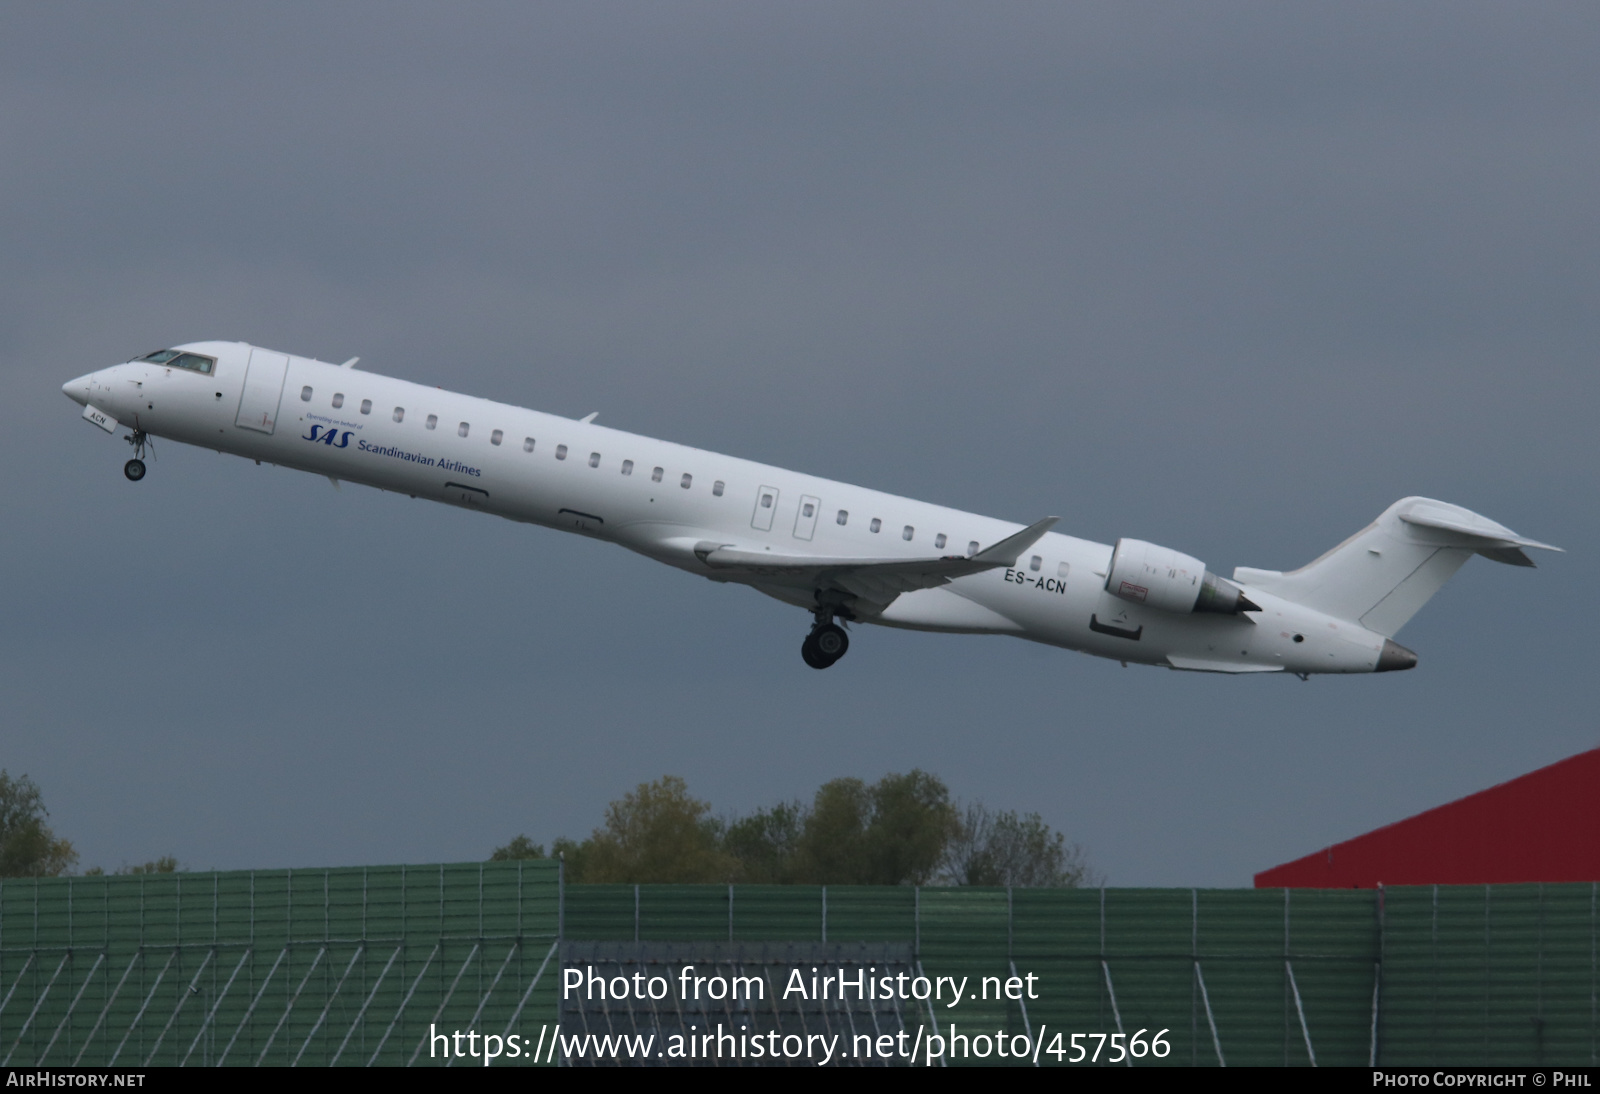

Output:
xmin=339 ymin=357 xmax=360 ymax=370
xmin=972 ymin=517 xmax=1061 ymax=566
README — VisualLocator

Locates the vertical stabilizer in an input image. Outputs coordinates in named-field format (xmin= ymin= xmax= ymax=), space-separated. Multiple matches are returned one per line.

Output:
xmin=1232 ymin=497 xmax=1559 ymax=637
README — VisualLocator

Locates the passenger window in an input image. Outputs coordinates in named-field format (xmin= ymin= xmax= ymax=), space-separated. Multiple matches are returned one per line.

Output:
xmin=652 ymin=467 xmax=664 ymax=483
xmin=426 ymin=414 xmax=438 ymax=430
xmin=903 ymin=526 xmax=915 ymax=541
xmin=393 ymin=407 xmax=405 ymax=422
xmin=802 ymin=502 xmax=815 ymax=517
xmin=712 ymin=480 xmax=725 ymax=496
xmin=968 ymin=541 xmax=980 ymax=556
xmin=621 ymin=459 xmax=633 ymax=475
xmin=589 ymin=452 xmax=601 ymax=468
xmin=837 ymin=510 xmax=848 ymax=525
xmin=332 ymin=393 xmax=344 ymax=409
xmin=935 ymin=533 xmax=947 ymax=549
xmin=870 ymin=518 xmax=882 ymax=533
xmin=1030 ymin=555 xmax=1042 ymax=572
xmin=556 ymin=444 xmax=568 ymax=460
xmin=761 ymin=492 xmax=774 ymax=508
xmin=523 ymin=437 xmax=535 ymax=452
xmin=491 ymin=429 xmax=504 ymax=446
xmin=458 ymin=422 xmax=470 ymax=438
xmin=1057 ymin=561 xmax=1070 ymax=578
xmin=680 ymin=473 xmax=692 ymax=489
xmin=300 ymin=386 xmax=312 ymax=402
xmin=360 ymin=399 xmax=372 ymax=415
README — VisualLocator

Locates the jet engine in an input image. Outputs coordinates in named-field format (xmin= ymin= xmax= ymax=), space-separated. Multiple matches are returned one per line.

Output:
xmin=1104 ymin=538 xmax=1259 ymax=615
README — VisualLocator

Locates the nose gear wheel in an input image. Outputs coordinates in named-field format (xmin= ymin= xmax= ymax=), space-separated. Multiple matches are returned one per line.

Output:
xmin=122 ymin=429 xmax=152 ymax=482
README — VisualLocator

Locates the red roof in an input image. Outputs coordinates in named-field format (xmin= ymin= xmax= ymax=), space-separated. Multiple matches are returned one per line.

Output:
xmin=1255 ymin=747 xmax=1600 ymax=888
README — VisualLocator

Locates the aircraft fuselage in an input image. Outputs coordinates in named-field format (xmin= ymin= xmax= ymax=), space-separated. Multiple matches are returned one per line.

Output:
xmin=66 ymin=341 xmax=1537 ymax=676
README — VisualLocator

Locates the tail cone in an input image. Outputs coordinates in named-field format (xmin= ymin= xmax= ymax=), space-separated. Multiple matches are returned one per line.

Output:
xmin=1375 ymin=639 xmax=1419 ymax=672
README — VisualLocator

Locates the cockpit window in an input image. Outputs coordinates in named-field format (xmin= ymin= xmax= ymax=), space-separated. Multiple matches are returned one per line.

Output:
xmin=134 ymin=348 xmax=213 ymax=374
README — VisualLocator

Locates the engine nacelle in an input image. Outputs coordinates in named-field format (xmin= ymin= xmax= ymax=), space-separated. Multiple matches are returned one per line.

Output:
xmin=1105 ymin=538 xmax=1259 ymax=615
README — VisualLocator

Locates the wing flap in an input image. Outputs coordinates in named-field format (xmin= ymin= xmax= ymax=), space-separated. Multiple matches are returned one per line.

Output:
xmin=694 ymin=516 xmax=1060 ymax=610
xmin=1167 ymin=655 xmax=1284 ymax=674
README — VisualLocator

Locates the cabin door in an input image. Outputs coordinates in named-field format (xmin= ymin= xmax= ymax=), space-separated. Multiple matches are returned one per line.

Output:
xmin=793 ymin=495 xmax=820 ymax=541
xmin=751 ymin=485 xmax=779 ymax=531
xmin=235 ymin=348 xmax=289 ymax=434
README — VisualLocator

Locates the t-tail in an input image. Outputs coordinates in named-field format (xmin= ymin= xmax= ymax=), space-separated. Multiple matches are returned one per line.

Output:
xmin=1232 ymin=497 xmax=1560 ymax=669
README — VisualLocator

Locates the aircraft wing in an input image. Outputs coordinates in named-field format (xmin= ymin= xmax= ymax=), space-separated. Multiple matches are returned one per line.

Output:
xmin=694 ymin=516 xmax=1059 ymax=610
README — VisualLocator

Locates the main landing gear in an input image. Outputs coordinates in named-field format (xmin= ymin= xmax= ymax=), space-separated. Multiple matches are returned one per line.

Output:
xmin=123 ymin=430 xmax=150 ymax=482
xmin=801 ymin=620 xmax=850 ymax=670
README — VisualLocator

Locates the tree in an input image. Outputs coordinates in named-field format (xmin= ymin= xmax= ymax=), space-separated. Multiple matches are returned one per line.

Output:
xmin=119 ymin=857 xmax=182 ymax=875
xmin=942 ymin=803 xmax=1100 ymax=888
xmin=792 ymin=777 xmax=873 ymax=883
xmin=864 ymin=770 xmax=961 ymax=885
xmin=792 ymin=771 xmax=958 ymax=885
xmin=566 ymin=776 xmax=735 ymax=883
xmin=84 ymin=857 xmax=184 ymax=877
xmin=489 ymin=836 xmax=546 ymax=861
xmin=0 ymin=771 xmax=77 ymax=878
xmin=493 ymin=771 xmax=1093 ymax=888
xmin=722 ymin=802 xmax=804 ymax=883
xmin=550 ymin=837 xmax=590 ymax=880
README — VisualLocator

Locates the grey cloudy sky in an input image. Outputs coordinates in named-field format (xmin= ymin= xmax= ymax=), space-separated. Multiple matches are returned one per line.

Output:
xmin=3 ymin=3 xmax=1596 ymax=885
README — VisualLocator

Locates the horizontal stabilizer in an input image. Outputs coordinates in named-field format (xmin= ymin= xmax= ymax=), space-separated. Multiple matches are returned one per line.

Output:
xmin=1476 ymin=546 xmax=1535 ymax=568
xmin=1395 ymin=498 xmax=1562 ymax=559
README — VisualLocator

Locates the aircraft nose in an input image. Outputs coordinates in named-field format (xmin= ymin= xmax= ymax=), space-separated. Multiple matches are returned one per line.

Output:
xmin=62 ymin=373 xmax=94 ymax=407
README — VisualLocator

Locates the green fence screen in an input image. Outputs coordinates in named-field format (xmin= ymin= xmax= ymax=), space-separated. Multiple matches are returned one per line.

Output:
xmin=1 ymin=867 xmax=1593 ymax=1066
xmin=0 ymin=862 xmax=559 ymax=1067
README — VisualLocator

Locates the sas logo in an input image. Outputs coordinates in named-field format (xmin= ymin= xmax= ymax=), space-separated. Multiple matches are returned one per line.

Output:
xmin=302 ymin=425 xmax=353 ymax=447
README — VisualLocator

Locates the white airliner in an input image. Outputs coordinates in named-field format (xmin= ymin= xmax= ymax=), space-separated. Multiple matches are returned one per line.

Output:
xmin=63 ymin=342 xmax=1558 ymax=673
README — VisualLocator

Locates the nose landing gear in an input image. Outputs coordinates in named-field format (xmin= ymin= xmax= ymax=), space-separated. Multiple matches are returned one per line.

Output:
xmin=123 ymin=430 xmax=151 ymax=482
xmin=801 ymin=621 xmax=850 ymax=670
